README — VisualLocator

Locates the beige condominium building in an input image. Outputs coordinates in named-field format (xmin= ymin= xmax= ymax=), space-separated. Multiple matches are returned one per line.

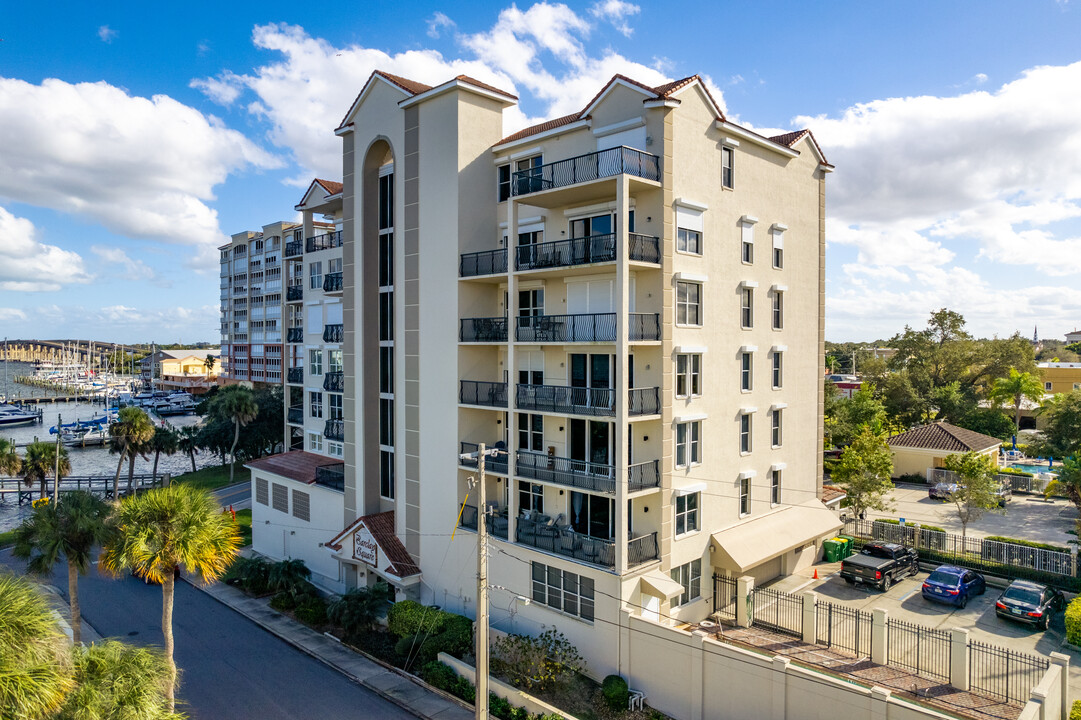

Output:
xmin=248 ymin=69 xmax=837 ymax=677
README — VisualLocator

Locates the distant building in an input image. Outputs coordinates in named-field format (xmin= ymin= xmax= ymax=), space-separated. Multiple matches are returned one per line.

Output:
xmin=826 ymin=373 xmax=862 ymax=399
xmin=139 ymin=349 xmax=221 ymax=394
xmin=886 ymin=422 xmax=1001 ymax=481
xmin=1065 ymin=329 xmax=1081 ymax=345
xmin=1037 ymin=362 xmax=1081 ymax=395
xmin=871 ymin=347 xmax=896 ymax=361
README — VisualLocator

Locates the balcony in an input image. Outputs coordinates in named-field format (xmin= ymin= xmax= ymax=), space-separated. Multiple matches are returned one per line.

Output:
xmin=628 ymin=459 xmax=661 ymax=492
xmin=459 ymin=380 xmax=507 ymax=408
xmin=514 ymin=517 xmax=659 ymax=569
xmin=287 ymin=285 xmax=303 ymax=302
xmin=287 ymin=407 xmax=303 ymax=425
xmin=306 ymin=231 xmax=342 ymax=253
xmin=287 ymin=367 xmax=304 ymax=384
xmin=323 ymin=324 xmax=344 ymax=343
xmin=458 ymin=442 xmax=509 ymax=474
xmin=285 ymin=239 xmax=303 ymax=258
xmin=515 ymin=313 xmax=661 ymax=343
xmin=315 ymin=464 xmax=345 ymax=492
xmin=458 ymin=505 xmax=509 ymax=540
xmin=323 ymin=371 xmax=344 ymax=392
xmin=460 ymin=248 xmax=508 ymax=278
xmin=287 ymin=327 xmax=304 ymax=343
xmin=459 ymin=317 xmax=508 ymax=343
xmin=515 ymin=384 xmax=659 ymax=417
xmin=323 ymin=272 xmax=343 ymax=293
xmin=514 ymin=233 xmax=661 ymax=271
xmin=324 ymin=419 xmax=344 ymax=441
xmin=511 ymin=146 xmax=661 ymax=198
xmin=515 ymin=450 xmax=660 ymax=494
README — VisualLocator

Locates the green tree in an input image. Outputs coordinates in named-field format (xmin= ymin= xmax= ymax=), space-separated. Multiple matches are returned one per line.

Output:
xmin=150 ymin=425 xmax=181 ymax=481
xmin=100 ymin=484 xmax=241 ymax=712
xmin=213 ymin=385 xmax=259 ymax=485
xmin=12 ymin=491 xmax=110 ymax=645
xmin=1044 ymin=455 xmax=1081 ymax=510
xmin=0 ymin=572 xmax=74 ymax=719
xmin=825 ymin=386 xmax=887 ymax=448
xmin=955 ymin=407 xmax=1015 ymax=441
xmin=988 ymin=367 xmax=1045 ymax=433
xmin=1036 ymin=390 xmax=1081 ymax=458
xmin=177 ymin=426 xmax=200 ymax=473
xmin=831 ymin=426 xmax=895 ymax=519
xmin=941 ymin=451 xmax=1002 ymax=542
xmin=58 ymin=640 xmax=180 ymax=720
xmin=20 ymin=440 xmax=71 ymax=500
xmin=0 ymin=437 xmax=21 ymax=477
xmin=109 ymin=406 xmax=157 ymax=500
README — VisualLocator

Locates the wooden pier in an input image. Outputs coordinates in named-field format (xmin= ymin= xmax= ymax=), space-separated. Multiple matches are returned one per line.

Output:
xmin=0 ymin=473 xmax=167 ymax=505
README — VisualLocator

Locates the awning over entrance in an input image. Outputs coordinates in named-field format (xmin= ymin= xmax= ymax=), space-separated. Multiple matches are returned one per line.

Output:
xmin=710 ymin=503 xmax=842 ymax=574
xmin=639 ymin=570 xmax=685 ymax=600
xmin=326 ymin=511 xmax=421 ymax=587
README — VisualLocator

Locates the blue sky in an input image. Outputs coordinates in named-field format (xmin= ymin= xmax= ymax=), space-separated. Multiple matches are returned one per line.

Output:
xmin=1 ymin=0 xmax=1080 ymax=344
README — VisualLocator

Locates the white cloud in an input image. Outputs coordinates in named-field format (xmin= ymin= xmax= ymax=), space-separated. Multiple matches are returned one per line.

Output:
xmin=0 ymin=308 xmax=27 ymax=322
xmin=0 ymin=206 xmax=91 ymax=291
xmin=0 ymin=77 xmax=281 ymax=268
xmin=973 ymin=72 xmax=988 ymax=84
xmin=90 ymin=245 xmax=166 ymax=285
xmin=589 ymin=0 xmax=640 ymax=36
xmin=426 ymin=11 xmax=456 ymax=39
xmin=189 ymin=70 xmax=244 ymax=105
xmin=98 ymin=26 xmax=117 ymax=43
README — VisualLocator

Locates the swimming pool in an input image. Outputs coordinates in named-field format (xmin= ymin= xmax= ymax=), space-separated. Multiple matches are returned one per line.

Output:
xmin=1008 ymin=463 xmax=1057 ymax=475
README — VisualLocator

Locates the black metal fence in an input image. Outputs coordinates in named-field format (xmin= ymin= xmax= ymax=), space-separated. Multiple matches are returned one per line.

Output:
xmin=751 ymin=587 xmax=803 ymax=638
xmin=306 ymin=231 xmax=342 ymax=252
xmin=323 ymin=419 xmax=344 ymax=441
xmin=968 ymin=639 xmax=1050 ymax=704
xmin=286 ymin=285 xmax=303 ymax=301
xmin=322 ymin=272 xmax=343 ymax=292
xmin=713 ymin=574 xmax=738 ymax=621
xmin=628 ymin=233 xmax=661 ymax=264
xmin=816 ymin=601 xmax=872 ymax=658
xmin=510 ymin=146 xmax=661 ymax=196
xmin=629 ymin=313 xmax=661 ymax=340
xmin=314 ymin=464 xmax=345 ymax=492
xmin=628 ymin=460 xmax=660 ymax=492
xmin=458 ymin=442 xmax=509 ymax=474
xmin=887 ymin=618 xmax=950 ymax=682
xmin=286 ymin=327 xmax=304 ymax=342
xmin=460 ymin=317 xmax=508 ymax=342
xmin=460 ymin=380 xmax=508 ymax=408
xmin=460 ymin=248 xmax=507 ymax=277
xmin=322 ymin=324 xmax=344 ymax=343
xmin=287 ymin=407 xmax=303 ymax=425
xmin=287 ymin=367 xmax=303 ymax=384
xmin=516 ymin=450 xmax=617 ymax=494
xmin=516 ymin=383 xmax=615 ymax=416
xmin=284 ymin=239 xmax=303 ymax=258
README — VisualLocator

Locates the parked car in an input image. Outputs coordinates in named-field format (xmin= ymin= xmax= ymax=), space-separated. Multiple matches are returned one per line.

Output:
xmin=928 ymin=482 xmax=959 ymax=500
xmin=840 ymin=542 xmax=919 ymax=591
xmin=994 ymin=579 xmax=1065 ymax=630
xmin=921 ymin=565 xmax=985 ymax=608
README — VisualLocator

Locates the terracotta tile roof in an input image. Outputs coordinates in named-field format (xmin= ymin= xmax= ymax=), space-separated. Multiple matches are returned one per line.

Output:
xmin=821 ymin=485 xmax=847 ymax=505
xmin=315 ymin=179 xmax=343 ymax=195
xmin=454 ymin=74 xmax=517 ymax=100
xmin=326 ymin=511 xmax=421 ymax=579
xmin=886 ymin=422 xmax=1002 ymax=453
xmin=652 ymin=75 xmax=699 ymax=98
xmin=768 ymin=129 xmax=831 ymax=166
xmin=246 ymin=451 xmax=342 ymax=485
xmin=497 ymin=112 xmax=583 ymax=145
xmin=375 ymin=70 xmax=432 ymax=96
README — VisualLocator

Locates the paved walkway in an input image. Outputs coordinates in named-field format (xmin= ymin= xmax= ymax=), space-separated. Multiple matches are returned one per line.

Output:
xmin=192 ymin=578 xmax=473 ymax=720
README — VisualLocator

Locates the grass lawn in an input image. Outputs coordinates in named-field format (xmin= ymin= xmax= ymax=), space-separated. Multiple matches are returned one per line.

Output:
xmin=236 ymin=508 xmax=252 ymax=547
xmin=172 ymin=463 xmax=250 ymax=492
xmin=0 ymin=528 xmax=15 ymax=549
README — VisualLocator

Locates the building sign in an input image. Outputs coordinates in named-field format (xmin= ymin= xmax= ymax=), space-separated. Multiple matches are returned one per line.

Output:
xmin=354 ymin=525 xmax=378 ymax=567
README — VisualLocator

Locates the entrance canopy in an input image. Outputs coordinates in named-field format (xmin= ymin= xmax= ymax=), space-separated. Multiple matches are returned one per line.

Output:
xmin=326 ymin=511 xmax=421 ymax=587
xmin=639 ymin=570 xmax=685 ymax=600
xmin=710 ymin=503 xmax=841 ymax=574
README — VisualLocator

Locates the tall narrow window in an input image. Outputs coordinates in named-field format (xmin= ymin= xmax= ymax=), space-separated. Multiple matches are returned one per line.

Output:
xmin=309 ymin=391 xmax=323 ymax=419
xmin=739 ymin=477 xmax=751 ymax=516
xmin=721 ymin=147 xmax=734 ymax=189
xmin=379 ymin=168 xmax=396 ymax=500
xmin=670 ymin=559 xmax=701 ymax=606
xmin=675 ymin=354 xmax=701 ymax=398
xmin=519 ymin=481 xmax=544 ymax=514
xmin=675 ymin=421 xmax=701 ymax=467
xmin=772 ymin=291 xmax=784 ymax=330
xmin=740 ymin=413 xmax=752 ymax=454
xmin=497 ymin=164 xmax=511 ymax=202
xmin=772 ymin=228 xmax=784 ymax=269
xmin=740 ymin=352 xmax=752 ymax=391
xmin=329 ymin=393 xmax=343 ymax=421
xmin=771 ymin=408 xmax=783 ymax=447
xmin=309 ymin=261 xmax=322 ymax=289
xmin=771 ymin=469 xmax=782 ymax=506
xmin=676 ymin=282 xmax=702 ymax=326
xmin=676 ymin=227 xmax=702 ymax=255
xmin=518 ymin=414 xmax=543 ymax=452
xmin=675 ymin=493 xmax=699 ymax=535
xmin=741 ymin=221 xmax=754 ymax=264
xmin=741 ymin=288 xmax=754 ymax=329
xmin=772 ymin=351 xmax=783 ymax=389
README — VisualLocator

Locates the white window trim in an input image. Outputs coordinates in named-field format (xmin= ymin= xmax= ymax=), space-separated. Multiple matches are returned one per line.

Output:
xmin=674 ymin=197 xmax=709 ymax=212
xmin=674 ymin=272 xmax=709 ymax=283
xmin=674 ymin=413 xmax=708 ymax=423
xmin=740 ymin=280 xmax=759 ymax=289
xmin=675 ymin=345 xmax=708 ymax=354
xmin=674 ymin=482 xmax=707 ymax=497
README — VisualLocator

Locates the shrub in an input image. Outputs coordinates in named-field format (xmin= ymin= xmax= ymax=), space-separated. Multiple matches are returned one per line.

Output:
xmin=267 ymin=558 xmax=312 ymax=596
xmin=492 ymin=629 xmax=585 ymax=691
xmin=873 ymin=518 xmax=947 ymax=533
xmin=1066 ymin=597 xmax=1081 ymax=647
xmin=602 ymin=674 xmax=629 ymax=710
xmin=419 ymin=661 xmax=475 ymax=703
xmin=984 ymin=536 xmax=1069 ymax=553
xmin=270 ymin=591 xmax=297 ymax=611
xmin=328 ymin=582 xmax=389 ymax=636
xmin=388 ymin=600 xmax=440 ymax=637
xmin=897 ymin=472 xmax=925 ymax=484
xmin=387 ymin=601 xmax=474 ymax=667
xmin=226 ymin=556 xmax=272 ymax=595
xmin=490 ymin=694 xmax=512 ymax=718
xmin=998 ymin=467 xmax=1035 ymax=478
xmin=1071 ymin=699 xmax=1081 ymax=720
xmin=295 ymin=595 xmax=328 ymax=626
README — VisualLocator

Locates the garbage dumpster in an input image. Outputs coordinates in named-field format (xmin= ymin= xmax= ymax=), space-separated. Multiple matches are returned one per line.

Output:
xmin=822 ymin=538 xmax=845 ymax=562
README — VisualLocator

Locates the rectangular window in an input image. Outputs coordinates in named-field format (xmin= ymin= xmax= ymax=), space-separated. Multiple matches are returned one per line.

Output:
xmin=531 ymin=561 xmax=594 ymax=622
xmin=670 ymin=559 xmax=702 ymax=607
xmin=740 ymin=288 xmax=753 ymax=329
xmin=379 ymin=232 xmax=394 ymax=288
xmin=740 ymin=413 xmax=752 ymax=454
xmin=675 ymin=492 xmax=699 ymax=536
xmin=675 ymin=354 xmax=701 ymax=397
xmin=519 ymin=481 xmax=544 ymax=515
xmin=515 ymin=155 xmax=543 ymax=195
xmin=379 ymin=292 xmax=394 ymax=342
xmin=271 ymin=483 xmax=288 ymax=513
xmin=497 ymin=164 xmax=511 ymax=202
xmin=772 ymin=229 xmax=784 ymax=269
xmin=772 ymin=291 xmax=783 ymax=330
xmin=772 ymin=352 xmax=783 ymax=389
xmin=739 ymin=477 xmax=750 ymax=516
xmin=292 ymin=490 xmax=310 ymax=522
xmin=772 ymin=408 xmax=783 ymax=447
xmin=327 ymin=441 xmax=344 ymax=458
xmin=328 ymin=256 xmax=342 ymax=275
xmin=378 ymin=172 xmax=394 ymax=230
xmin=1045 ymin=381 xmax=1053 ymax=391
xmin=309 ymin=391 xmax=323 ymax=419
xmin=771 ymin=469 xmax=781 ymax=506
xmin=518 ymin=414 xmax=543 ymax=452
xmin=740 ymin=352 xmax=752 ymax=391
xmin=329 ymin=393 xmax=343 ymax=421
xmin=676 ymin=227 xmax=702 ymax=255
xmin=308 ymin=432 xmax=322 ymax=453
xmin=255 ymin=477 xmax=268 ymax=505
xmin=309 ymin=261 xmax=322 ymax=289
xmin=380 ymin=450 xmax=395 ymax=498
xmin=328 ymin=348 xmax=343 ymax=373
xmin=675 ymin=421 xmax=701 ymax=467
xmin=741 ymin=222 xmax=754 ymax=264
xmin=379 ymin=346 xmax=394 ymax=394
xmin=721 ymin=147 xmax=734 ymax=189
xmin=309 ymin=349 xmax=322 ymax=375
xmin=379 ymin=398 xmax=394 ymax=446
xmin=676 ymin=281 xmax=702 ymax=326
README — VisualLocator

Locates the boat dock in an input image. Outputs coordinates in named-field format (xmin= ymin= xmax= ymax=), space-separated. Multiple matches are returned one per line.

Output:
xmin=0 ymin=473 xmax=167 ymax=505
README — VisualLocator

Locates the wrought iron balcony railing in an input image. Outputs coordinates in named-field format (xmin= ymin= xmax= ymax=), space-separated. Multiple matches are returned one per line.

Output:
xmin=513 ymin=233 xmax=661 ymax=271
xmin=458 ymin=505 xmax=509 ymax=540
xmin=323 ymin=419 xmax=344 ymax=441
xmin=287 ymin=367 xmax=304 ymax=384
xmin=286 ymin=285 xmax=303 ymax=302
xmin=458 ymin=442 xmax=509 ymax=474
xmin=460 ymin=248 xmax=508 ymax=278
xmin=287 ymin=407 xmax=303 ymax=425
xmin=514 ymin=313 xmax=661 ymax=343
xmin=286 ymin=327 xmax=304 ymax=343
xmin=514 ymin=384 xmax=660 ymax=417
xmin=284 ymin=239 xmax=303 ymax=258
xmin=323 ymin=371 xmax=344 ymax=392
xmin=323 ymin=272 xmax=343 ymax=293
xmin=459 ymin=380 xmax=508 ymax=408
xmin=511 ymin=146 xmax=661 ymax=197
xmin=323 ymin=324 xmax=344 ymax=343
xmin=315 ymin=463 xmax=345 ymax=492
xmin=306 ymin=231 xmax=342 ymax=253
xmin=459 ymin=317 xmax=508 ymax=343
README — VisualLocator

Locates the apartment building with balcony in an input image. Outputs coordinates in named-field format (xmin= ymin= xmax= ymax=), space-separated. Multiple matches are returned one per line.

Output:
xmin=248 ymin=69 xmax=836 ymax=676
xmin=219 ymin=222 xmax=291 ymax=386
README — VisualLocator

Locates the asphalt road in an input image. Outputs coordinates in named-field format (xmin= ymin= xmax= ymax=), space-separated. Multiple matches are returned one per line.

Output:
xmin=1 ymin=548 xmax=416 ymax=720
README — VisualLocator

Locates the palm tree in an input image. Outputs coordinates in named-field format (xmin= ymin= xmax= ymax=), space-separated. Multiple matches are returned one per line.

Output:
xmin=989 ymin=367 xmax=1046 ymax=434
xmin=0 ymin=437 xmax=22 ymax=477
xmin=0 ymin=573 xmax=75 ymax=720
xmin=177 ymin=426 xmax=200 ymax=473
xmin=20 ymin=441 xmax=71 ymax=500
xmin=150 ymin=425 xmax=180 ymax=482
xmin=12 ymin=490 xmax=110 ymax=645
xmin=100 ymin=484 xmax=241 ymax=712
xmin=60 ymin=640 xmax=179 ymax=719
xmin=217 ymin=385 xmax=258 ymax=485
xmin=109 ymin=406 xmax=156 ymax=500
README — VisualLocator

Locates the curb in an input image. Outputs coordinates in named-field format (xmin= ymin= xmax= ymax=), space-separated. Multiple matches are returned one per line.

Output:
xmin=185 ymin=577 xmax=470 ymax=720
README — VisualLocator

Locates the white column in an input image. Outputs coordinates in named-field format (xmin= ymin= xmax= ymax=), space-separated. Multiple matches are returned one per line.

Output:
xmin=736 ymin=575 xmax=755 ymax=628
xmin=869 ymin=686 xmax=890 ymax=720
xmin=1050 ymin=652 xmax=1070 ymax=720
xmin=302 ymin=210 xmax=314 ymax=241
xmin=871 ymin=608 xmax=888 ymax=665
xmin=950 ymin=627 xmax=970 ymax=691
xmin=802 ymin=591 xmax=817 ymax=645
xmin=614 ymin=174 xmax=630 ymax=574
xmin=505 ymin=198 xmax=519 ymax=544
xmin=771 ymin=656 xmax=789 ymax=720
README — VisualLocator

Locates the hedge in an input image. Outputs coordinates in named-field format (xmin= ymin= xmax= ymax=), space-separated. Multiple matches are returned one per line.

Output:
xmin=983 ymin=536 xmax=1070 ymax=553
xmin=1067 ymin=597 xmax=1081 ymax=647
xmin=873 ymin=518 xmax=947 ymax=533
xmin=419 ymin=661 xmax=565 ymax=720
xmin=388 ymin=601 xmax=474 ymax=665
xmin=998 ymin=467 xmax=1035 ymax=478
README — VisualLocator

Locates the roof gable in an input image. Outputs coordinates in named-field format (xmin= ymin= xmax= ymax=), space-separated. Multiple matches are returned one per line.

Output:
xmin=337 ymin=70 xmax=432 ymax=131
xmin=296 ymin=177 xmax=343 ymax=209
xmin=768 ymin=129 xmax=831 ymax=167
xmin=326 ymin=511 xmax=421 ymax=580
xmin=886 ymin=422 xmax=1001 ymax=453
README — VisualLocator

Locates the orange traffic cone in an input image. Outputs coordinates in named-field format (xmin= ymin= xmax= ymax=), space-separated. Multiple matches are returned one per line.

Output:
xmin=813 ymin=568 xmax=819 ymax=580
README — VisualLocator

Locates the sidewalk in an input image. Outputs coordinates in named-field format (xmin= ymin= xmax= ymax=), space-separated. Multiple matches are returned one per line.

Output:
xmin=192 ymin=578 xmax=473 ymax=720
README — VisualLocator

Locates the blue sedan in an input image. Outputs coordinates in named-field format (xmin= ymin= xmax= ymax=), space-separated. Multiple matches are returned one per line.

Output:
xmin=922 ymin=566 xmax=986 ymax=608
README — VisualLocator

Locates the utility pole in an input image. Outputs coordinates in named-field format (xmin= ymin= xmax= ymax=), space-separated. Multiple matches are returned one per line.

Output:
xmin=475 ymin=442 xmax=489 ymax=720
